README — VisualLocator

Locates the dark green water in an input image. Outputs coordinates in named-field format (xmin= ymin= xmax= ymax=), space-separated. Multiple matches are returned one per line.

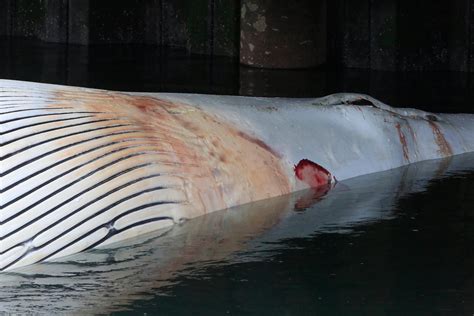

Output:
xmin=0 ymin=39 xmax=473 ymax=315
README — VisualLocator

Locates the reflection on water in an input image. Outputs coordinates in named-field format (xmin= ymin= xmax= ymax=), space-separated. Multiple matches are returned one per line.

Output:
xmin=1 ymin=153 xmax=473 ymax=314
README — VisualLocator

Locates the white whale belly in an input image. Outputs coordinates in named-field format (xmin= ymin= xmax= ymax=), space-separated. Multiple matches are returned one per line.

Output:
xmin=1 ymin=79 xmax=473 ymax=271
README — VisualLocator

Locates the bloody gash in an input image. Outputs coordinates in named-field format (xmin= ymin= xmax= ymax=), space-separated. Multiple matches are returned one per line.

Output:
xmin=0 ymin=79 xmax=473 ymax=271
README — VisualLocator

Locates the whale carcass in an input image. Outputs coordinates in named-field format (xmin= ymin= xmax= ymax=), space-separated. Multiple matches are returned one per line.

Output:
xmin=0 ymin=79 xmax=473 ymax=271
xmin=1 ymin=153 xmax=473 ymax=314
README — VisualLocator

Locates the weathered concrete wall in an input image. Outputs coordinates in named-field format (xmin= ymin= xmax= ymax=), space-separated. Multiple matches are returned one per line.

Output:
xmin=240 ymin=0 xmax=326 ymax=68
xmin=214 ymin=0 xmax=240 ymax=56
xmin=11 ymin=0 xmax=46 ymax=38
xmin=3 ymin=0 xmax=74 ymax=42
xmin=88 ymin=0 xmax=148 ymax=44
xmin=470 ymin=0 xmax=474 ymax=72
xmin=43 ymin=0 xmax=68 ymax=43
xmin=160 ymin=0 xmax=239 ymax=55
xmin=0 ymin=0 xmax=12 ymax=37
xmin=329 ymin=0 xmax=474 ymax=72
xmin=0 ymin=0 xmax=239 ymax=56
xmin=1 ymin=0 xmax=474 ymax=71
xmin=143 ymin=0 xmax=161 ymax=45
xmin=162 ymin=0 xmax=211 ymax=54
xmin=68 ymin=0 xmax=89 ymax=45
xmin=370 ymin=0 xmax=397 ymax=71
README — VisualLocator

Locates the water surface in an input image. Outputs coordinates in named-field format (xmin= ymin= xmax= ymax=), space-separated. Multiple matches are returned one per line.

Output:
xmin=1 ymin=154 xmax=473 ymax=315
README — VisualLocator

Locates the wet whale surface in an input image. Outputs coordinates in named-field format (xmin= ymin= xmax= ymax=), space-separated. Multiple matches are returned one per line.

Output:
xmin=3 ymin=80 xmax=473 ymax=272
xmin=1 ymin=153 xmax=473 ymax=315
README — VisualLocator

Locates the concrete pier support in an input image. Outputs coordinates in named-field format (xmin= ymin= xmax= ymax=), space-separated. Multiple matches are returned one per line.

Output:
xmin=0 ymin=0 xmax=239 ymax=56
xmin=0 ymin=0 xmax=12 ymax=37
xmin=239 ymin=0 xmax=327 ymax=69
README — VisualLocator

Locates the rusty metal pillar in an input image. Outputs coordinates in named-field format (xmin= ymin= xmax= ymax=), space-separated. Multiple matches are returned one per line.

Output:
xmin=239 ymin=0 xmax=326 ymax=69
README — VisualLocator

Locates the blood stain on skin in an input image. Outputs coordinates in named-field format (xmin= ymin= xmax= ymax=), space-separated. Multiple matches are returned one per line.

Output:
xmin=294 ymin=159 xmax=333 ymax=188
xmin=428 ymin=121 xmax=453 ymax=157
xmin=236 ymin=131 xmax=282 ymax=158
xmin=395 ymin=123 xmax=410 ymax=161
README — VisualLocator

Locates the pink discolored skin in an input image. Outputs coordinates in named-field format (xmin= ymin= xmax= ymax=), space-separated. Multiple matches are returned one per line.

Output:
xmin=294 ymin=159 xmax=334 ymax=188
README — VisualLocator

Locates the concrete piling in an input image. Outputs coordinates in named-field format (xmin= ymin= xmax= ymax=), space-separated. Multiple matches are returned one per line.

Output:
xmin=239 ymin=0 xmax=327 ymax=69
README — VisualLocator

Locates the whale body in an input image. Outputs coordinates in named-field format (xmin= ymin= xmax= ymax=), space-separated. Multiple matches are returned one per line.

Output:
xmin=0 ymin=79 xmax=473 ymax=271
xmin=1 ymin=152 xmax=473 ymax=314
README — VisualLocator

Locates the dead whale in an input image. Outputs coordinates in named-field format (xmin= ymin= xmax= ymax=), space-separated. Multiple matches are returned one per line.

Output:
xmin=1 ymin=153 xmax=473 ymax=314
xmin=1 ymin=79 xmax=473 ymax=271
